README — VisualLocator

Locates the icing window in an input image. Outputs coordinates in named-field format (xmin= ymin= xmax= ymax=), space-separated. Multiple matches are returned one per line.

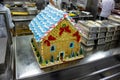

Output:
xmin=50 ymin=45 xmax=55 ymax=52
xmin=69 ymin=42 xmax=74 ymax=48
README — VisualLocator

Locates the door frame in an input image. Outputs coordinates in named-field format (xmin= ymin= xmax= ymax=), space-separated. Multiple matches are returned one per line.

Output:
xmin=59 ymin=51 xmax=65 ymax=60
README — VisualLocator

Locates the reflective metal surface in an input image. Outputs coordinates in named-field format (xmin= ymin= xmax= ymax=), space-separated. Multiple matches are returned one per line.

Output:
xmin=0 ymin=38 xmax=13 ymax=80
xmin=0 ymin=38 xmax=7 ymax=65
xmin=0 ymin=51 xmax=13 ymax=80
xmin=14 ymin=36 xmax=43 ymax=80
xmin=0 ymin=38 xmax=8 ymax=74
xmin=14 ymin=35 xmax=120 ymax=80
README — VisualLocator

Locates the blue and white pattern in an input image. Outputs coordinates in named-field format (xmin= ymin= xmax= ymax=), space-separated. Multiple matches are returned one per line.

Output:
xmin=29 ymin=5 xmax=67 ymax=42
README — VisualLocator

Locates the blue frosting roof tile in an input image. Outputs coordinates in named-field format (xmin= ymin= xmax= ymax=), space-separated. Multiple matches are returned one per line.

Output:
xmin=29 ymin=5 xmax=67 ymax=42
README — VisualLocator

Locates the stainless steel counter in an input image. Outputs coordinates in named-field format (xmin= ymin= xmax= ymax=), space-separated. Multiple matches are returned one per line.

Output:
xmin=0 ymin=38 xmax=7 ymax=65
xmin=0 ymin=37 xmax=13 ymax=80
xmin=14 ymin=35 xmax=42 ymax=79
xmin=0 ymin=38 xmax=8 ymax=74
xmin=14 ymin=35 xmax=120 ymax=80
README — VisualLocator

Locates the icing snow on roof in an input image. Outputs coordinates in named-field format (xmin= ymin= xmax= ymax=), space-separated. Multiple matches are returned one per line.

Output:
xmin=29 ymin=5 xmax=67 ymax=42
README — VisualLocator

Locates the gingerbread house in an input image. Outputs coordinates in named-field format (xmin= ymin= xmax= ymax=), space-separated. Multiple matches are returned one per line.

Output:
xmin=29 ymin=5 xmax=84 ymax=68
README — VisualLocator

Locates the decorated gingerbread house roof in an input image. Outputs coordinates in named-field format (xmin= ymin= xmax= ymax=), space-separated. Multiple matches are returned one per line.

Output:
xmin=29 ymin=5 xmax=74 ymax=42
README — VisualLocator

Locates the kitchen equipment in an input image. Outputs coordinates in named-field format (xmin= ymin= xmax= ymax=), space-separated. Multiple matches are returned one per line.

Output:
xmin=27 ymin=7 xmax=37 ymax=15
xmin=14 ymin=2 xmax=23 ymax=7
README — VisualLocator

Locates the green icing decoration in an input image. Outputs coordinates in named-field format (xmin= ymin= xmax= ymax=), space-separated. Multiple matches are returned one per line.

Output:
xmin=36 ymin=51 xmax=40 ymax=57
xmin=50 ymin=55 xmax=54 ymax=62
xmin=76 ymin=53 xmax=79 ymax=56
xmin=69 ymin=54 xmax=72 ymax=58
xmin=62 ymin=24 xmax=66 ymax=27
xmin=31 ymin=39 xmax=33 ymax=42
xmin=72 ymin=52 xmax=75 ymax=57
xmin=57 ymin=57 xmax=59 ymax=61
xmin=34 ymin=48 xmax=37 ymax=51
xmin=46 ymin=60 xmax=48 ymax=64
xmin=33 ymin=44 xmax=35 ymax=47
xmin=48 ymin=60 xmax=50 ymax=63
xmin=80 ymin=48 xmax=83 ymax=55
xmin=39 ymin=56 xmax=42 ymax=64
xmin=42 ymin=60 xmax=46 ymax=65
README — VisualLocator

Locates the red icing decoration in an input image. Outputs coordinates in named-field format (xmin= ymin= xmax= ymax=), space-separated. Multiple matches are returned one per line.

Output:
xmin=59 ymin=26 xmax=71 ymax=36
xmin=73 ymin=31 xmax=81 ymax=42
xmin=44 ymin=40 xmax=50 ymax=46
xmin=48 ymin=35 xmax=56 ymax=40
xmin=44 ymin=35 xmax=56 ymax=46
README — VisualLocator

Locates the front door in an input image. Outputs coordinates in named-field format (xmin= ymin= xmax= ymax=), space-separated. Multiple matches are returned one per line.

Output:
xmin=59 ymin=52 xmax=64 ymax=61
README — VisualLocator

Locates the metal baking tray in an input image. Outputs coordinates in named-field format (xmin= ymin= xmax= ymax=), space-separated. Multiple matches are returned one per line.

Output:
xmin=96 ymin=20 xmax=116 ymax=32
xmin=104 ymin=42 xmax=111 ymax=50
xmin=105 ymin=36 xmax=112 ymax=42
xmin=95 ymin=20 xmax=107 ymax=32
xmin=110 ymin=41 xmax=118 ymax=49
xmin=97 ymin=38 xmax=105 ymax=45
xmin=112 ymin=35 xmax=119 ymax=40
xmin=78 ymin=20 xmax=99 ymax=33
xmin=106 ymin=32 xmax=114 ymax=37
xmin=75 ymin=23 xmax=97 ymax=40
xmin=98 ymin=26 xmax=107 ymax=32
xmin=96 ymin=44 xmax=105 ymax=51
xmin=114 ymin=30 xmax=120 ymax=35
xmin=98 ymin=32 xmax=106 ymax=38
xmin=81 ymin=37 xmax=95 ymax=46
xmin=110 ymin=21 xmax=120 ymax=30
xmin=81 ymin=43 xmax=94 ymax=52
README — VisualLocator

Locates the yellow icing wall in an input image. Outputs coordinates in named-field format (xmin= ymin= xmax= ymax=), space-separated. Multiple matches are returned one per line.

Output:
xmin=41 ymin=40 xmax=80 ymax=61
xmin=38 ymin=19 xmax=81 ymax=61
